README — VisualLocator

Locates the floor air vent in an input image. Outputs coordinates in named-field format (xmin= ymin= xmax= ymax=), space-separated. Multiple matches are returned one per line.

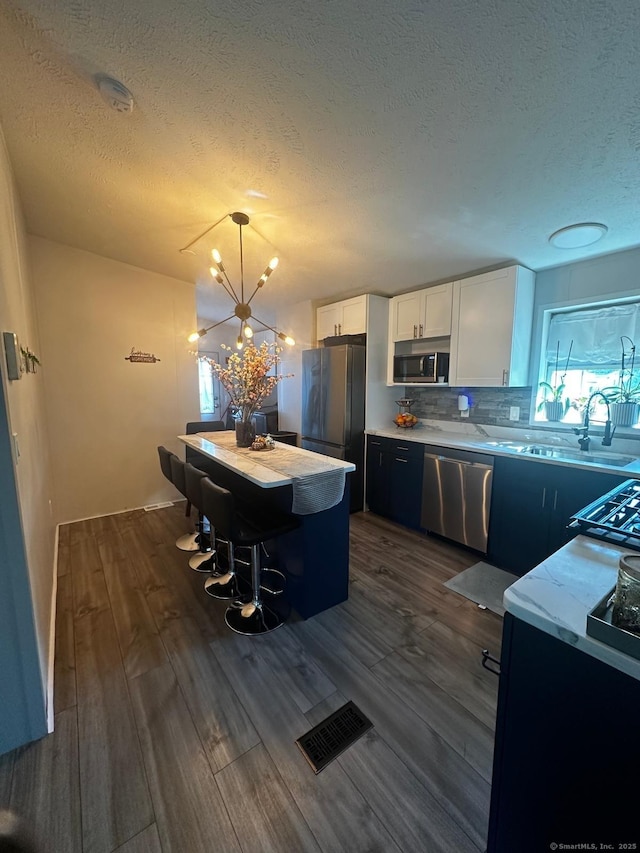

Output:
xmin=143 ymin=502 xmax=174 ymax=511
xmin=295 ymin=700 xmax=373 ymax=774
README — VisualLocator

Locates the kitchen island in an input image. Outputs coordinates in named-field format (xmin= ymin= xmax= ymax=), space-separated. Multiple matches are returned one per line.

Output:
xmin=179 ymin=431 xmax=356 ymax=619
xmin=488 ymin=536 xmax=640 ymax=851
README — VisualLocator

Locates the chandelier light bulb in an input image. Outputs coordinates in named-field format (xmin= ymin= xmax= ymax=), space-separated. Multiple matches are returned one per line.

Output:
xmin=181 ymin=212 xmax=295 ymax=346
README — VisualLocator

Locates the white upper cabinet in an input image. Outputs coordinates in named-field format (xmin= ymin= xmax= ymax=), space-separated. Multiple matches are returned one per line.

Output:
xmin=390 ymin=282 xmax=453 ymax=341
xmin=316 ymin=294 xmax=367 ymax=340
xmin=448 ymin=266 xmax=535 ymax=387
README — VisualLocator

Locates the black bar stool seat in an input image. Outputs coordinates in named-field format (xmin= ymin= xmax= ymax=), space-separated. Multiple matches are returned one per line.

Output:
xmin=169 ymin=455 xmax=202 ymax=551
xmin=158 ymin=446 xmax=200 ymax=551
xmin=201 ymin=479 xmax=300 ymax=635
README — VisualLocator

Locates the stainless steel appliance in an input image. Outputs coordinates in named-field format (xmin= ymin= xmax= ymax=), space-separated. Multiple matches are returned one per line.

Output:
xmin=301 ymin=345 xmax=365 ymax=511
xmin=393 ymin=352 xmax=449 ymax=383
xmin=570 ymin=479 xmax=640 ymax=550
xmin=421 ymin=446 xmax=494 ymax=552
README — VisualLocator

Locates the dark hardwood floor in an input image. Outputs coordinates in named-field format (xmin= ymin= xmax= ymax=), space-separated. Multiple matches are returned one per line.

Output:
xmin=0 ymin=505 xmax=503 ymax=853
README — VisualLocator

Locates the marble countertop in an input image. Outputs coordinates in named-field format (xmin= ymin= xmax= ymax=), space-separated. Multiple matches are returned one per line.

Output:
xmin=366 ymin=422 xmax=640 ymax=478
xmin=504 ymin=536 xmax=640 ymax=681
xmin=178 ymin=431 xmax=355 ymax=489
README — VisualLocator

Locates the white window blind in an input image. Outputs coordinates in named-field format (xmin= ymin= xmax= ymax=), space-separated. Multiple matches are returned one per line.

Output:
xmin=546 ymin=302 xmax=640 ymax=370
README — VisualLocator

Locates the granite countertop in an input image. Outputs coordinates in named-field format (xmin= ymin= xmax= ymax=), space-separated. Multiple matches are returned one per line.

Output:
xmin=504 ymin=535 xmax=640 ymax=681
xmin=178 ymin=431 xmax=355 ymax=489
xmin=366 ymin=422 xmax=640 ymax=478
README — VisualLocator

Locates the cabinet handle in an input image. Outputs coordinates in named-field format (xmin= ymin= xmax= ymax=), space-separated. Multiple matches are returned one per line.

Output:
xmin=553 ymin=490 xmax=558 ymax=511
xmin=370 ymin=440 xmax=381 ymax=446
xmin=481 ymin=649 xmax=501 ymax=677
xmin=541 ymin=487 xmax=546 ymax=508
xmin=379 ymin=452 xmax=383 ymax=467
xmin=502 ymin=369 xmax=509 ymax=386
xmin=395 ymin=457 xmax=408 ymax=463
xmin=413 ymin=325 xmax=417 ymax=338
xmin=419 ymin=324 xmax=423 ymax=336
xmin=397 ymin=445 xmax=410 ymax=451
xmin=338 ymin=323 xmax=342 ymax=334
xmin=334 ymin=324 xmax=337 ymax=336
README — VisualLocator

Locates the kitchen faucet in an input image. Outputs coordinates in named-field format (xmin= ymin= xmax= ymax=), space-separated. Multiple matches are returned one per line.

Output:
xmin=573 ymin=392 xmax=615 ymax=451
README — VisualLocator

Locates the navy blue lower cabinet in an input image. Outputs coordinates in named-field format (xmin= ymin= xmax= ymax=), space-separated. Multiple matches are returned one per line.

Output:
xmin=387 ymin=453 xmax=423 ymax=529
xmin=488 ymin=614 xmax=640 ymax=852
xmin=488 ymin=457 xmax=626 ymax=576
xmin=365 ymin=436 xmax=423 ymax=530
xmin=365 ymin=438 xmax=388 ymax=516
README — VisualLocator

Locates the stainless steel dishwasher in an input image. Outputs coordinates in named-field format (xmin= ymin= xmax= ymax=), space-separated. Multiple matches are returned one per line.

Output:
xmin=421 ymin=445 xmax=494 ymax=553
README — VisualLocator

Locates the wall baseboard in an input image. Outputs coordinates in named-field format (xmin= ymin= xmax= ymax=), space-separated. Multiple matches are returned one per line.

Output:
xmin=46 ymin=523 xmax=59 ymax=733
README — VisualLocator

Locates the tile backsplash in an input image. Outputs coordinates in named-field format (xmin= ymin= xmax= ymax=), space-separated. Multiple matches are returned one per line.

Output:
xmin=408 ymin=386 xmax=533 ymax=426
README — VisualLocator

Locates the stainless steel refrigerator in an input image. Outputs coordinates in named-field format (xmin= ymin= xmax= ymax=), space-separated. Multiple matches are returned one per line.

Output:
xmin=301 ymin=344 xmax=365 ymax=511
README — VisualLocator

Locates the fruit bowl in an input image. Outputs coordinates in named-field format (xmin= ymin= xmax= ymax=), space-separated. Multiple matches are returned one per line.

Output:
xmin=393 ymin=414 xmax=418 ymax=429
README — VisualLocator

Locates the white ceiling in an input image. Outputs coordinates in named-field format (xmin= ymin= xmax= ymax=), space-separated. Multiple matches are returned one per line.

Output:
xmin=1 ymin=0 xmax=640 ymax=327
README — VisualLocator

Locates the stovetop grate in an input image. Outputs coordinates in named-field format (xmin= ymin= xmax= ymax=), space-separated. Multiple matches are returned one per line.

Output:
xmin=571 ymin=479 xmax=640 ymax=550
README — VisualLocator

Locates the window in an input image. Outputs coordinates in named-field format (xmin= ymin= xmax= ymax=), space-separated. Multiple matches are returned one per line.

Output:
xmin=536 ymin=299 xmax=640 ymax=426
xmin=198 ymin=352 xmax=219 ymax=415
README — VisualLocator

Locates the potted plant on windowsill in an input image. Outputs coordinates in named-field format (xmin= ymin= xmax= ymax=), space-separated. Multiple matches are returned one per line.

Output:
xmin=602 ymin=336 xmax=640 ymax=427
xmin=537 ymin=340 xmax=573 ymax=422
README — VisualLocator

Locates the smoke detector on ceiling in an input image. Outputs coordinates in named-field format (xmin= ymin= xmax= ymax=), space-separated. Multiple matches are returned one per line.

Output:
xmin=97 ymin=77 xmax=134 ymax=114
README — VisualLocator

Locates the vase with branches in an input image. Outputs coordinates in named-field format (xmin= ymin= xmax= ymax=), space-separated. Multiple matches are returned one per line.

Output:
xmin=199 ymin=341 xmax=292 ymax=446
xmin=537 ymin=340 xmax=573 ymax=421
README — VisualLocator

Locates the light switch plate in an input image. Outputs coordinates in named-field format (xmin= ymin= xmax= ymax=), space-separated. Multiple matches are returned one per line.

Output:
xmin=3 ymin=332 xmax=21 ymax=381
xmin=509 ymin=406 xmax=520 ymax=421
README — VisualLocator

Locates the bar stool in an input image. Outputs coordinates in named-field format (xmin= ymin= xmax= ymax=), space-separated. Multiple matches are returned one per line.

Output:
xmin=201 ymin=478 xmax=300 ymax=635
xmin=184 ymin=462 xmax=220 ymax=572
xmin=170 ymin=456 xmax=206 ymax=553
xmin=158 ymin=446 xmax=199 ymax=551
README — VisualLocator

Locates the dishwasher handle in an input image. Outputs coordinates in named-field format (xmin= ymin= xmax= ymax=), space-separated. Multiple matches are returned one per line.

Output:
xmin=423 ymin=451 xmax=493 ymax=470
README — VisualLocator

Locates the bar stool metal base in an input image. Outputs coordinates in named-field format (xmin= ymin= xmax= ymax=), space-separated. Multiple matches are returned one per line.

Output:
xmin=224 ymin=602 xmax=283 ymax=635
xmin=176 ymin=532 xmax=200 ymax=551
xmin=204 ymin=572 xmax=240 ymax=600
xmin=189 ymin=550 xmax=215 ymax=571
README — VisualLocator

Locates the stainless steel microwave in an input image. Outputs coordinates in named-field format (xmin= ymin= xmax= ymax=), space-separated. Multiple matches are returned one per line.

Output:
xmin=393 ymin=352 xmax=450 ymax=383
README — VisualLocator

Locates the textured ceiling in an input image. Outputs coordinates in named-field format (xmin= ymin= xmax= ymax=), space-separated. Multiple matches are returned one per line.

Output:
xmin=1 ymin=0 xmax=640 ymax=325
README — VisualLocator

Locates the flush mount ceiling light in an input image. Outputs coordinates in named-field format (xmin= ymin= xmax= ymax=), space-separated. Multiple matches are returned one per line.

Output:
xmin=549 ymin=222 xmax=608 ymax=249
xmin=182 ymin=212 xmax=295 ymax=349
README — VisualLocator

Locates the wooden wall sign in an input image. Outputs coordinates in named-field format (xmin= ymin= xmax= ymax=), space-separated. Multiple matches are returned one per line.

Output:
xmin=125 ymin=347 xmax=161 ymax=363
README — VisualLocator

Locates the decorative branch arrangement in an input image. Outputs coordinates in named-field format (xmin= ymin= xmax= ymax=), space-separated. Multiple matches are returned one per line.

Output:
xmin=198 ymin=341 xmax=292 ymax=424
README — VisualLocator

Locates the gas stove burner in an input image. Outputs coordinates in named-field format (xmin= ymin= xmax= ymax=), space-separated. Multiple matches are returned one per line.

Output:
xmin=571 ymin=479 xmax=640 ymax=552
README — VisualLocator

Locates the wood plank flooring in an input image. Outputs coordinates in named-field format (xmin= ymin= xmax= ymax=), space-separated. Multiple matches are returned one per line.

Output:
xmin=0 ymin=504 xmax=503 ymax=853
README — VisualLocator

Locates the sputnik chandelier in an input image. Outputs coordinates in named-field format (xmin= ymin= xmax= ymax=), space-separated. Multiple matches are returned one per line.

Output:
xmin=183 ymin=211 xmax=295 ymax=349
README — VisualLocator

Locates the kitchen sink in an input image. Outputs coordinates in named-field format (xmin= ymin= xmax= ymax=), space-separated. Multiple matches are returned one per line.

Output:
xmin=516 ymin=445 xmax=636 ymax=467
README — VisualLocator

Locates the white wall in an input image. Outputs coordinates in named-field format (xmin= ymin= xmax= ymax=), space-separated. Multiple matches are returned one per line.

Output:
xmin=0 ymin=124 xmax=50 ymax=751
xmin=277 ymin=300 xmax=315 ymax=437
xmin=30 ymin=237 xmax=200 ymax=522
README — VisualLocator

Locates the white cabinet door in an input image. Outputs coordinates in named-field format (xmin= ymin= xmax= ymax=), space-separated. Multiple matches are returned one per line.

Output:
xmin=423 ymin=282 xmax=452 ymax=337
xmin=340 ymin=296 xmax=367 ymax=334
xmin=391 ymin=283 xmax=452 ymax=341
xmin=316 ymin=304 xmax=341 ymax=340
xmin=391 ymin=291 xmax=423 ymax=341
xmin=449 ymin=266 xmax=534 ymax=387
xmin=317 ymin=295 xmax=367 ymax=340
